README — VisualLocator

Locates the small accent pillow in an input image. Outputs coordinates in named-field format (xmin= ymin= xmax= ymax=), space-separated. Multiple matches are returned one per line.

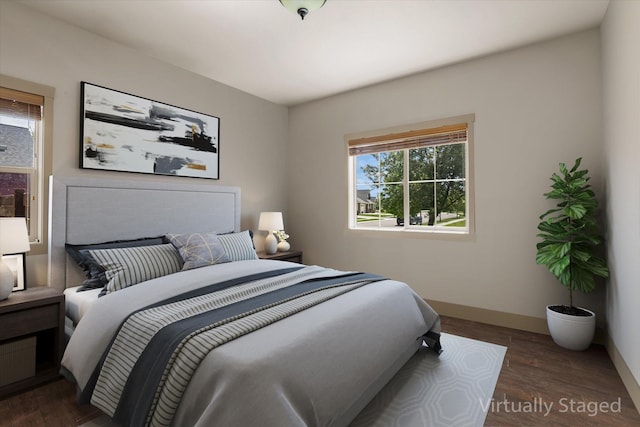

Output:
xmin=166 ymin=232 xmax=230 ymax=270
xmin=84 ymin=243 xmax=182 ymax=296
xmin=217 ymin=230 xmax=258 ymax=261
xmin=66 ymin=237 xmax=165 ymax=291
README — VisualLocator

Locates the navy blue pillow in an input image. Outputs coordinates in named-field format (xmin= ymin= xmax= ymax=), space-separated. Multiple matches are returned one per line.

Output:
xmin=66 ymin=236 xmax=166 ymax=291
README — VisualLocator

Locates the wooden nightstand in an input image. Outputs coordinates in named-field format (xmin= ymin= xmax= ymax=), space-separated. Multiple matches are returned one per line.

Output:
xmin=0 ymin=287 xmax=64 ymax=398
xmin=258 ymin=250 xmax=303 ymax=264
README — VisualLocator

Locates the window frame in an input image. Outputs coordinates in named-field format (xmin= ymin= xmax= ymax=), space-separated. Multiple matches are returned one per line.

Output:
xmin=1 ymin=75 xmax=54 ymax=255
xmin=346 ymin=114 xmax=475 ymax=239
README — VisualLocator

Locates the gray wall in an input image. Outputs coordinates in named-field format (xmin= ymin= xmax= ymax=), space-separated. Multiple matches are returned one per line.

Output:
xmin=601 ymin=0 xmax=640 ymax=397
xmin=0 ymin=1 xmax=289 ymax=284
xmin=287 ymin=30 xmax=605 ymax=323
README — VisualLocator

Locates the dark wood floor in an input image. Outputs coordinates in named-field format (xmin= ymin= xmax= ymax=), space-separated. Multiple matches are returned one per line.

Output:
xmin=1 ymin=315 xmax=638 ymax=426
xmin=441 ymin=316 xmax=640 ymax=426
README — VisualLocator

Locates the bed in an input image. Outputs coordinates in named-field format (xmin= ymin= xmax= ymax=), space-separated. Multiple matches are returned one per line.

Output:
xmin=49 ymin=176 xmax=441 ymax=427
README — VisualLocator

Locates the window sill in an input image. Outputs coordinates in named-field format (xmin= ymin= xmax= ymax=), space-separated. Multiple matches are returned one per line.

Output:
xmin=25 ymin=241 xmax=47 ymax=256
xmin=346 ymin=226 xmax=475 ymax=241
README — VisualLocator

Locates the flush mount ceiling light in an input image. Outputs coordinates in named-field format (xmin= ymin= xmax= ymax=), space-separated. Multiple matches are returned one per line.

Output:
xmin=279 ymin=0 xmax=326 ymax=20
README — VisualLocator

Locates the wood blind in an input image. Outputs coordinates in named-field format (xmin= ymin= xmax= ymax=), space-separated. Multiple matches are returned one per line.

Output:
xmin=0 ymin=87 xmax=43 ymax=121
xmin=348 ymin=123 xmax=467 ymax=156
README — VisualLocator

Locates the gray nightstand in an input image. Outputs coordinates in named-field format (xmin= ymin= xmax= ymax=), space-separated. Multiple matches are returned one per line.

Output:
xmin=257 ymin=250 xmax=303 ymax=264
xmin=0 ymin=287 xmax=64 ymax=398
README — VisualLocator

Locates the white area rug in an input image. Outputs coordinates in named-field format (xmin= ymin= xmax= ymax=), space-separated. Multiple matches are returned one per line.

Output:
xmin=349 ymin=333 xmax=506 ymax=427
xmin=80 ymin=333 xmax=505 ymax=427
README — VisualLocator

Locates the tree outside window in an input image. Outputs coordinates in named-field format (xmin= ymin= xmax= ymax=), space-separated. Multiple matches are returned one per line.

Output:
xmin=349 ymin=116 xmax=472 ymax=234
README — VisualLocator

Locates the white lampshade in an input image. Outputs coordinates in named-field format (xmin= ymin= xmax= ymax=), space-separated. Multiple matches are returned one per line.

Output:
xmin=0 ymin=217 xmax=30 ymax=255
xmin=258 ymin=212 xmax=284 ymax=232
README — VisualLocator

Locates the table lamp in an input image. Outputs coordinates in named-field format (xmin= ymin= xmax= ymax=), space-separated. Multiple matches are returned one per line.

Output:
xmin=258 ymin=212 xmax=284 ymax=255
xmin=0 ymin=217 xmax=30 ymax=300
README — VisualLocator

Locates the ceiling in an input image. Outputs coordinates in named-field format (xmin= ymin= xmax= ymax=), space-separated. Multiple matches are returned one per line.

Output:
xmin=18 ymin=0 xmax=610 ymax=106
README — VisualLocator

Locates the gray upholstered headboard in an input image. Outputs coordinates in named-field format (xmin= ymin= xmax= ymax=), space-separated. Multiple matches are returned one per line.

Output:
xmin=48 ymin=176 xmax=241 ymax=292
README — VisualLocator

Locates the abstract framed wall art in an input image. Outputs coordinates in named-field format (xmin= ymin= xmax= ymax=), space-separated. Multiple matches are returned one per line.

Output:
xmin=80 ymin=82 xmax=219 ymax=179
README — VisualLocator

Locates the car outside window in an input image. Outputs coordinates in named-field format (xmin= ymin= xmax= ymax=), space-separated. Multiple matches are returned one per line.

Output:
xmin=348 ymin=115 xmax=474 ymax=236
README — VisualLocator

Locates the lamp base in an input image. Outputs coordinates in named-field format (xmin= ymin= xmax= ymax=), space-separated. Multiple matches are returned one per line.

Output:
xmin=0 ymin=260 xmax=14 ymax=300
xmin=265 ymin=232 xmax=278 ymax=255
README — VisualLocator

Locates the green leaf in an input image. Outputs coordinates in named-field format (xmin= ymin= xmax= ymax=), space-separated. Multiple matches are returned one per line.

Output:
xmin=537 ymin=220 xmax=569 ymax=235
xmin=558 ymin=268 xmax=571 ymax=287
xmin=536 ymin=244 xmax=555 ymax=261
xmin=571 ymin=248 xmax=591 ymax=262
xmin=558 ymin=242 xmax=571 ymax=257
xmin=544 ymin=189 xmax=564 ymax=200
xmin=570 ymin=157 xmax=582 ymax=173
xmin=559 ymin=162 xmax=568 ymax=176
xmin=573 ymin=169 xmax=589 ymax=180
xmin=584 ymin=259 xmax=609 ymax=278
xmin=571 ymin=267 xmax=597 ymax=293
xmin=539 ymin=207 xmax=562 ymax=220
xmin=570 ymin=178 xmax=588 ymax=188
xmin=563 ymin=204 xmax=586 ymax=219
xmin=549 ymin=256 xmax=570 ymax=277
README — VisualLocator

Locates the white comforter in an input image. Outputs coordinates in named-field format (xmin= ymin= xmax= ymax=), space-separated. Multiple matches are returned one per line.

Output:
xmin=62 ymin=259 xmax=441 ymax=427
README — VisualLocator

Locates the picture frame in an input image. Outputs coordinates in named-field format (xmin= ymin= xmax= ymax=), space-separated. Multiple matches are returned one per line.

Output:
xmin=80 ymin=82 xmax=220 ymax=179
xmin=2 ymin=253 xmax=26 ymax=292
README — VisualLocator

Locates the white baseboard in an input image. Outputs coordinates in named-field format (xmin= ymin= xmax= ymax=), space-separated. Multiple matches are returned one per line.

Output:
xmin=427 ymin=299 xmax=550 ymax=334
xmin=606 ymin=336 xmax=640 ymax=413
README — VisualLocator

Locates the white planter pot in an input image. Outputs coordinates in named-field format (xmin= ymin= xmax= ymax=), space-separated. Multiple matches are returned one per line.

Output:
xmin=546 ymin=305 xmax=595 ymax=351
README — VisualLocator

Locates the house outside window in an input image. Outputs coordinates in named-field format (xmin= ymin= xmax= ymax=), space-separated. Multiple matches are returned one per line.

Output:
xmin=348 ymin=114 xmax=474 ymax=236
xmin=356 ymin=189 xmax=376 ymax=214
xmin=0 ymin=76 xmax=54 ymax=252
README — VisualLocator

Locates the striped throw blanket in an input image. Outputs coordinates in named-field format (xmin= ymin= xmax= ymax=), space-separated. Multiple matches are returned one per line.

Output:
xmin=84 ymin=265 xmax=385 ymax=427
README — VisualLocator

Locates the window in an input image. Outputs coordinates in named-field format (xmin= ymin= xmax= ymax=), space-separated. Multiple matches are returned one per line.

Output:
xmin=348 ymin=114 xmax=474 ymax=235
xmin=0 ymin=76 xmax=54 ymax=252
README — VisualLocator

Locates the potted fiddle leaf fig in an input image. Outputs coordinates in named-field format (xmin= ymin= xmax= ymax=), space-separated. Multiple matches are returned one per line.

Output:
xmin=536 ymin=158 xmax=609 ymax=351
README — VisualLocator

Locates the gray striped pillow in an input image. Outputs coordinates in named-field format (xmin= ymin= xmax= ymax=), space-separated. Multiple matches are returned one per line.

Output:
xmin=217 ymin=230 xmax=258 ymax=261
xmin=87 ymin=244 xmax=183 ymax=295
